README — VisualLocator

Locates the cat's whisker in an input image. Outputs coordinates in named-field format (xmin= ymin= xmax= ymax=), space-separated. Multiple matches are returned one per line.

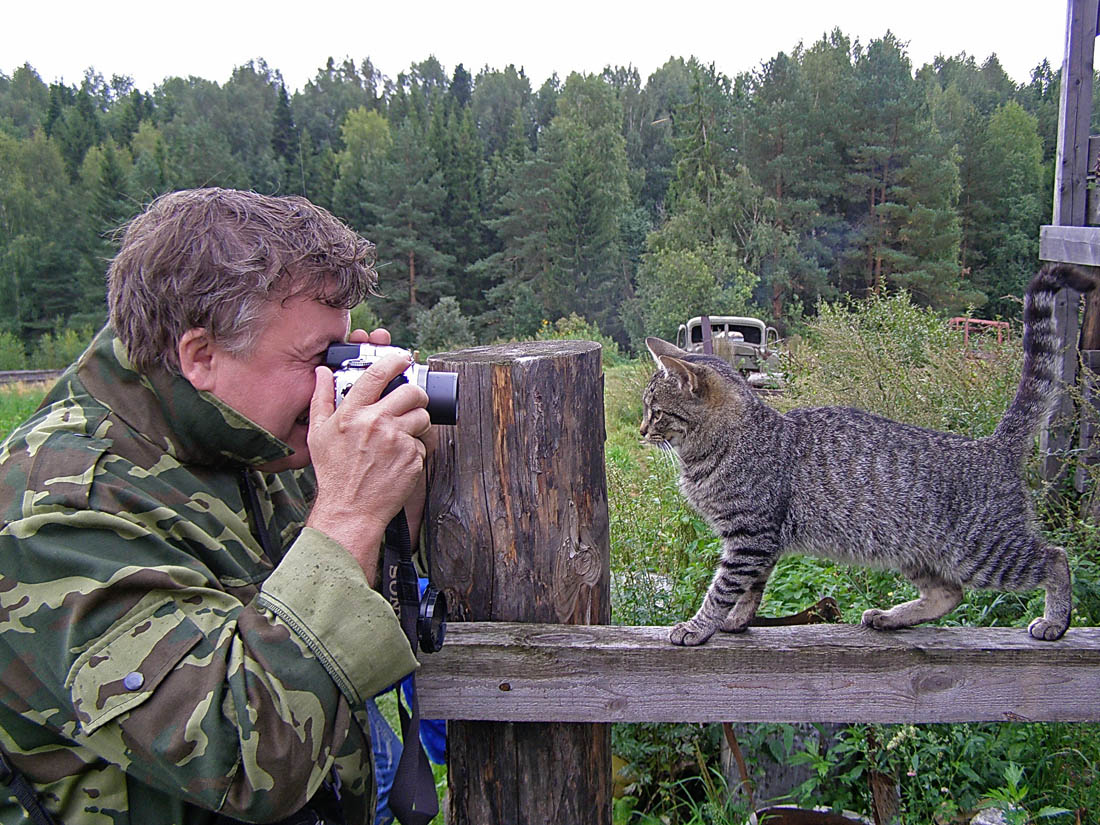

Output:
xmin=658 ymin=441 xmax=681 ymax=466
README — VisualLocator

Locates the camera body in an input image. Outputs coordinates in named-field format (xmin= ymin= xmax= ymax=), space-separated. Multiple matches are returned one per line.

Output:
xmin=325 ymin=343 xmax=458 ymax=425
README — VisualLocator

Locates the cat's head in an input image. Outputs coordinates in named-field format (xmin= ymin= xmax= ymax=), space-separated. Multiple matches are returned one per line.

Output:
xmin=641 ymin=336 xmax=746 ymax=452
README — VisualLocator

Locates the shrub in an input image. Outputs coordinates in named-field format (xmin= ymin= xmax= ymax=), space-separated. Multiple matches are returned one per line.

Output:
xmin=412 ymin=296 xmax=475 ymax=356
xmin=780 ymin=291 xmax=1019 ymax=438
xmin=30 ymin=326 xmax=94 ymax=370
xmin=0 ymin=331 xmax=26 ymax=370
xmin=349 ymin=302 xmax=383 ymax=337
xmin=537 ymin=313 xmax=627 ymax=367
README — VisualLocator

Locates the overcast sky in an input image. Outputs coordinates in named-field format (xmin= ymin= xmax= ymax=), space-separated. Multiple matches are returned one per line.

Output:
xmin=4 ymin=1 xmax=1070 ymax=94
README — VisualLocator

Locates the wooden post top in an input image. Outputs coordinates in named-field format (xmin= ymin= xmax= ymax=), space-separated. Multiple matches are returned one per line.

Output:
xmin=430 ymin=339 xmax=602 ymax=364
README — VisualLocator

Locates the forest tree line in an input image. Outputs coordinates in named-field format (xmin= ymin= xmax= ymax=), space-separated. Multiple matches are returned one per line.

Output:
xmin=0 ymin=30 xmax=1068 ymax=361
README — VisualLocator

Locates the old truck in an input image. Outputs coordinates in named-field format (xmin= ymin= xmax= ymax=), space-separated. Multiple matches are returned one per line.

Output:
xmin=675 ymin=315 xmax=783 ymax=388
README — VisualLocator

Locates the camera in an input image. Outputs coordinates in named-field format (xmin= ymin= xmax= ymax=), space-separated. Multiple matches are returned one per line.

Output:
xmin=325 ymin=343 xmax=458 ymax=426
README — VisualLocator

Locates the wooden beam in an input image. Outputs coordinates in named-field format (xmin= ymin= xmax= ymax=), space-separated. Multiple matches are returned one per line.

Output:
xmin=1040 ymin=224 xmax=1100 ymax=266
xmin=416 ymin=622 xmax=1100 ymax=724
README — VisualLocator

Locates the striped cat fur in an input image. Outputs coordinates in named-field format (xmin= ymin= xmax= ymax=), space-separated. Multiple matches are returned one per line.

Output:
xmin=641 ymin=264 xmax=1096 ymax=645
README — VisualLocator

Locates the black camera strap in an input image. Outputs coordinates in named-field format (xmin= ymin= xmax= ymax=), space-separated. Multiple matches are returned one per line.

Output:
xmin=382 ymin=509 xmax=439 ymax=825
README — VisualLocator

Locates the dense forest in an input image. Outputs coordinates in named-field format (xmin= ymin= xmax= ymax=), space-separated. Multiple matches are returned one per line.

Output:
xmin=0 ymin=30 xmax=1065 ymax=359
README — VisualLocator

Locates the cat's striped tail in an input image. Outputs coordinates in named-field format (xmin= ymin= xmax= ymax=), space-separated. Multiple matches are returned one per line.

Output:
xmin=993 ymin=263 xmax=1099 ymax=452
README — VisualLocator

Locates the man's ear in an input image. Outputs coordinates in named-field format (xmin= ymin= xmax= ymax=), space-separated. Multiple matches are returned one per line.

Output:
xmin=178 ymin=328 xmax=217 ymax=391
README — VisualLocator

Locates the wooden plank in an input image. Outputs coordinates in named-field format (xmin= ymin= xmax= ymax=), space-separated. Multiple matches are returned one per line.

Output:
xmin=0 ymin=369 xmax=62 ymax=387
xmin=1040 ymin=224 xmax=1100 ymax=266
xmin=416 ymin=622 xmax=1100 ymax=724
xmin=1053 ymin=0 xmax=1099 ymax=226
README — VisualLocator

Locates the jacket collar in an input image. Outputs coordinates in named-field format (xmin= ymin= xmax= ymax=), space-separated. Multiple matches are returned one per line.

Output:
xmin=74 ymin=326 xmax=293 ymax=468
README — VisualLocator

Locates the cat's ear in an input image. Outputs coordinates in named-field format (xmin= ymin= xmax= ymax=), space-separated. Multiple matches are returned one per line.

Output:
xmin=658 ymin=355 xmax=706 ymax=396
xmin=646 ymin=336 xmax=685 ymax=367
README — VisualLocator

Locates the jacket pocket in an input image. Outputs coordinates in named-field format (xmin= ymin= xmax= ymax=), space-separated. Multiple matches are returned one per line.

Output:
xmin=67 ymin=598 xmax=203 ymax=734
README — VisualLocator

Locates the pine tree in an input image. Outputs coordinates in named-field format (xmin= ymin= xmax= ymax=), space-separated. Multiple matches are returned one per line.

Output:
xmin=668 ymin=62 xmax=735 ymax=210
xmin=449 ymin=64 xmax=473 ymax=109
xmin=475 ymin=113 xmax=553 ymax=339
xmin=542 ymin=73 xmax=632 ymax=337
xmin=272 ymin=82 xmax=298 ymax=163
xmin=332 ymin=107 xmax=391 ymax=230
xmin=365 ymin=119 xmax=455 ymax=339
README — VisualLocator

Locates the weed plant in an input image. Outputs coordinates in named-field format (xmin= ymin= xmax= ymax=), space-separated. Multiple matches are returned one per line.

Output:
xmin=606 ymin=290 xmax=1099 ymax=823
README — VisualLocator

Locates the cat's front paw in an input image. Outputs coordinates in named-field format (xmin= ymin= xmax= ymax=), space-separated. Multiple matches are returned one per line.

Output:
xmin=1028 ymin=617 xmax=1068 ymax=641
xmin=669 ymin=620 xmax=716 ymax=646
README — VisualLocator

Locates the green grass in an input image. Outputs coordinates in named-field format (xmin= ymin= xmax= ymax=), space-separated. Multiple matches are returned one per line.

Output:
xmin=0 ymin=384 xmax=46 ymax=437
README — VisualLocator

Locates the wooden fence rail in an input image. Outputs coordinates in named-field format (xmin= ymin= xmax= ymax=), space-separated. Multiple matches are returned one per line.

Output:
xmin=417 ymin=622 xmax=1100 ymax=724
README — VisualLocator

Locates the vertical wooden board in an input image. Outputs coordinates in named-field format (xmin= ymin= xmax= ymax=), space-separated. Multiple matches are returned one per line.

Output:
xmin=1054 ymin=0 xmax=1100 ymax=226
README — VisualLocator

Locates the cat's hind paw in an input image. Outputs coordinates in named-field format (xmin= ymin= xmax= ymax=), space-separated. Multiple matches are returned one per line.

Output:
xmin=669 ymin=620 xmax=715 ymax=646
xmin=861 ymin=608 xmax=896 ymax=630
xmin=1027 ymin=617 xmax=1068 ymax=641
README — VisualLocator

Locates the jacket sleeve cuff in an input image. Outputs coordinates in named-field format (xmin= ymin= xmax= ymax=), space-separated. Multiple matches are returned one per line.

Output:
xmin=257 ymin=527 xmax=418 ymax=706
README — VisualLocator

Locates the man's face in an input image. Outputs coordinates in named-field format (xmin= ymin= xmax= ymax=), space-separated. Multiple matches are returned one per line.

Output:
xmin=201 ymin=295 xmax=350 ymax=472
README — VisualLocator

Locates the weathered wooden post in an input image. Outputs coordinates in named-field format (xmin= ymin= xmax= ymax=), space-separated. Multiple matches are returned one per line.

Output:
xmin=426 ymin=340 xmax=611 ymax=824
xmin=1040 ymin=0 xmax=1099 ymax=485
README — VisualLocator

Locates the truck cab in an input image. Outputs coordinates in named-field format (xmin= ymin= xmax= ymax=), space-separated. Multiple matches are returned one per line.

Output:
xmin=675 ymin=315 xmax=782 ymax=387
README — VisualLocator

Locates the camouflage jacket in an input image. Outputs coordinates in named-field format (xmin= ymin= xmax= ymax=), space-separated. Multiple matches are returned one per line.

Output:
xmin=0 ymin=327 xmax=418 ymax=824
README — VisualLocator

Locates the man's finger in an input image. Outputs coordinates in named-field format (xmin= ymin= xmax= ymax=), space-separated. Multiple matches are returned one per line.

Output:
xmin=309 ymin=366 xmax=336 ymax=431
xmin=340 ymin=352 xmax=414 ymax=407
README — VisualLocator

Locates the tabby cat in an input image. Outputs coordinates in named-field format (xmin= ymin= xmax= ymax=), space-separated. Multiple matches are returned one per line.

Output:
xmin=641 ymin=264 xmax=1096 ymax=645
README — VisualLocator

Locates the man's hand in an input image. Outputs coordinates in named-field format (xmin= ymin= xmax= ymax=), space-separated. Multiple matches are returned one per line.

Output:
xmin=306 ymin=337 xmax=431 ymax=584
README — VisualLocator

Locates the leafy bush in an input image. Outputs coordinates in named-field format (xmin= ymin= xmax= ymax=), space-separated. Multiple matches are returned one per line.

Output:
xmin=781 ymin=290 xmax=1019 ymax=438
xmin=0 ymin=331 xmax=27 ymax=370
xmin=412 ymin=296 xmax=475 ymax=356
xmin=349 ymin=302 xmax=383 ymax=337
xmin=30 ymin=326 xmax=94 ymax=369
xmin=537 ymin=313 xmax=627 ymax=367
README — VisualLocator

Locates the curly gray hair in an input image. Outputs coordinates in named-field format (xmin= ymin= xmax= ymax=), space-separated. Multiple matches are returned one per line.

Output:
xmin=108 ymin=188 xmax=378 ymax=374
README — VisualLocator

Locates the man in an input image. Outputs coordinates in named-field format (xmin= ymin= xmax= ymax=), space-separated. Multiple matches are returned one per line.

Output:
xmin=0 ymin=188 xmax=432 ymax=823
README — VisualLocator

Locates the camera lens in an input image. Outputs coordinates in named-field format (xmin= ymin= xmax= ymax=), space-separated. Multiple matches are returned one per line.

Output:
xmin=418 ymin=586 xmax=447 ymax=653
xmin=424 ymin=371 xmax=458 ymax=426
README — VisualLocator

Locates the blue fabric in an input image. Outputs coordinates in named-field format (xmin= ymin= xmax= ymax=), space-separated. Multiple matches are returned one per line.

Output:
xmin=366 ymin=698 xmax=400 ymax=825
